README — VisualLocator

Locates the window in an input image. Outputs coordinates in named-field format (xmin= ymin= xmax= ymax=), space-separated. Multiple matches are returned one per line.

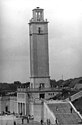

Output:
xmin=5 ymin=106 xmax=8 ymax=112
xmin=39 ymin=83 xmax=45 ymax=89
xmin=39 ymin=94 xmax=45 ymax=99
xmin=38 ymin=27 xmax=41 ymax=34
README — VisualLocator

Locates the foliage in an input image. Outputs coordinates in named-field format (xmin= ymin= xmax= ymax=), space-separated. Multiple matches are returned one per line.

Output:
xmin=0 ymin=81 xmax=30 ymax=96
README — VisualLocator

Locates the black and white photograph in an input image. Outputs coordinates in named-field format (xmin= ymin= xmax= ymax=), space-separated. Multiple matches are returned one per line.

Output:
xmin=0 ymin=0 xmax=82 ymax=124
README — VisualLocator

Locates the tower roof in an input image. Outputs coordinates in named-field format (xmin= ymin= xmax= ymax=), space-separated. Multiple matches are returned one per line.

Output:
xmin=32 ymin=7 xmax=43 ymax=11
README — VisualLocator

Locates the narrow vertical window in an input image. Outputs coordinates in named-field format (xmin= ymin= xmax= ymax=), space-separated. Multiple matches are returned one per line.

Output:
xmin=38 ymin=27 xmax=41 ymax=34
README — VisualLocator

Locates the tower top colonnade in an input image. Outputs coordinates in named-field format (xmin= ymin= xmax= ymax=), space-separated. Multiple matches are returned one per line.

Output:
xmin=29 ymin=7 xmax=48 ymax=23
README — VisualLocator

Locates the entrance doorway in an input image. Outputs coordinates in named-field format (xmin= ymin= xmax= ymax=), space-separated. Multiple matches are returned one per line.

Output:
xmin=39 ymin=93 xmax=45 ymax=99
xmin=5 ymin=106 xmax=8 ymax=112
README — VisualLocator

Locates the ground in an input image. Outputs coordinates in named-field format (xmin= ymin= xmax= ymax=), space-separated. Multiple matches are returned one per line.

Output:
xmin=0 ymin=104 xmax=42 ymax=125
xmin=0 ymin=115 xmax=42 ymax=125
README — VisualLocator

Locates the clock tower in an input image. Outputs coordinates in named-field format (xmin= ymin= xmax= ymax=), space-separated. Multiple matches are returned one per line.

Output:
xmin=29 ymin=7 xmax=50 ymax=90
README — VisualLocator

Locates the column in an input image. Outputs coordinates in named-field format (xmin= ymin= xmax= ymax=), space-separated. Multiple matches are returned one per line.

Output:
xmin=23 ymin=103 xmax=25 ymax=115
xmin=18 ymin=103 xmax=20 ymax=114
xmin=29 ymin=99 xmax=34 ymax=116
xmin=41 ymin=100 xmax=44 ymax=122
xmin=21 ymin=103 xmax=22 ymax=115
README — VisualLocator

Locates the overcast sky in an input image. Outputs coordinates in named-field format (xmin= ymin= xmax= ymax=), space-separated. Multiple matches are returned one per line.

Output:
xmin=0 ymin=0 xmax=82 ymax=83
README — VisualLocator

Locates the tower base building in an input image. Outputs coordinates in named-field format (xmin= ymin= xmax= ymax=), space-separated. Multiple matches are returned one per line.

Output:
xmin=30 ymin=77 xmax=50 ymax=89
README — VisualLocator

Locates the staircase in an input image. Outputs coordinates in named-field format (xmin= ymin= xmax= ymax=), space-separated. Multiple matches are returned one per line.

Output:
xmin=48 ymin=101 xmax=82 ymax=125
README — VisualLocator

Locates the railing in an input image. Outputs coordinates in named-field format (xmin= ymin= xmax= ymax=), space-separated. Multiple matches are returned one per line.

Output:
xmin=68 ymin=101 xmax=82 ymax=121
xmin=17 ymin=88 xmax=66 ymax=93
xmin=66 ymin=90 xmax=82 ymax=102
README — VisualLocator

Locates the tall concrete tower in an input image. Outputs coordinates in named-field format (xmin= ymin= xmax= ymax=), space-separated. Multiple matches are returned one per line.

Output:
xmin=29 ymin=7 xmax=50 ymax=89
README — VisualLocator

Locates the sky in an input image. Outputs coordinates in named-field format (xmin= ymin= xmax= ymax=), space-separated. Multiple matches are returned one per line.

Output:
xmin=0 ymin=0 xmax=82 ymax=83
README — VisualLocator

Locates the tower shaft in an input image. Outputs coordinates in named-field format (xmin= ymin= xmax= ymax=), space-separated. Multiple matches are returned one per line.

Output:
xmin=29 ymin=7 xmax=50 ymax=89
